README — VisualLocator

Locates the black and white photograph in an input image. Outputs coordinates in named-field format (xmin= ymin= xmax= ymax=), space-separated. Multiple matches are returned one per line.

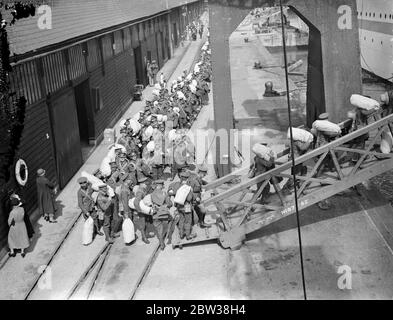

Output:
xmin=0 ymin=0 xmax=393 ymax=302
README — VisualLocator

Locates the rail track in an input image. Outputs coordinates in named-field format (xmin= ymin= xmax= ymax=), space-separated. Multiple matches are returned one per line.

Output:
xmin=20 ymin=25 xmax=208 ymax=300
xmin=23 ymin=212 xmax=83 ymax=300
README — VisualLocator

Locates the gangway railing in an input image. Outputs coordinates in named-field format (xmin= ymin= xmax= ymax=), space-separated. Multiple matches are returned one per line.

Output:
xmin=171 ymin=112 xmax=393 ymax=250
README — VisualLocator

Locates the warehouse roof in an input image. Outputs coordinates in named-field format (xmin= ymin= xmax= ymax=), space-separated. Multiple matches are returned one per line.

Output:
xmin=7 ymin=0 xmax=200 ymax=56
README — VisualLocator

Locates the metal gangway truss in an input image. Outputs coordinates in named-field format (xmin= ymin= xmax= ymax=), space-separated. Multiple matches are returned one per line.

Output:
xmin=171 ymin=112 xmax=393 ymax=250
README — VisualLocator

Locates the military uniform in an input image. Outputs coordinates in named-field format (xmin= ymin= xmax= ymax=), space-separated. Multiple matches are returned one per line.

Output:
xmin=119 ymin=180 xmax=134 ymax=220
xmin=188 ymin=166 xmax=211 ymax=228
xmin=151 ymin=180 xmax=172 ymax=250
xmin=251 ymin=154 xmax=276 ymax=202
xmin=173 ymin=142 xmax=188 ymax=180
xmin=77 ymin=178 xmax=102 ymax=236
xmin=96 ymin=186 xmax=119 ymax=243
xmin=133 ymin=186 xmax=151 ymax=244
xmin=168 ymin=171 xmax=194 ymax=240
xmin=107 ymin=161 xmax=120 ymax=189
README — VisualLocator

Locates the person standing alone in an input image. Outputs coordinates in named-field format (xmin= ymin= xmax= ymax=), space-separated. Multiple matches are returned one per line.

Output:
xmin=36 ymin=168 xmax=57 ymax=223
xmin=8 ymin=197 xmax=29 ymax=257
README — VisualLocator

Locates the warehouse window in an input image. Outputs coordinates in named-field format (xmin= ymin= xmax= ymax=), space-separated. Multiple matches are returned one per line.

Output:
xmin=114 ymin=30 xmax=124 ymax=55
xmin=101 ymin=34 xmax=113 ymax=61
xmin=42 ymin=51 xmax=68 ymax=94
xmin=9 ymin=60 xmax=42 ymax=105
xmin=123 ymin=27 xmax=132 ymax=49
xmin=68 ymin=44 xmax=87 ymax=80
xmin=86 ymin=39 xmax=101 ymax=70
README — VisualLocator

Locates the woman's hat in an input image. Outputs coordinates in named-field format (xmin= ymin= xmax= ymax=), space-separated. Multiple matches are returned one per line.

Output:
xmin=37 ymin=168 xmax=45 ymax=176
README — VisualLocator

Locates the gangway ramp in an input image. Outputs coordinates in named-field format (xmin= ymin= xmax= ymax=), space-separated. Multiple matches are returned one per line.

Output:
xmin=172 ymin=112 xmax=393 ymax=250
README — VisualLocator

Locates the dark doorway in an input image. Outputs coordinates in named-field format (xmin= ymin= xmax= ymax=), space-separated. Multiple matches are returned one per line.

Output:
xmin=74 ymin=80 xmax=94 ymax=161
xmin=147 ymin=50 xmax=152 ymax=64
xmin=49 ymin=89 xmax=83 ymax=188
xmin=155 ymin=33 xmax=161 ymax=68
xmin=160 ymin=31 xmax=166 ymax=61
xmin=165 ymin=35 xmax=171 ymax=60
xmin=133 ymin=45 xmax=145 ymax=86
xmin=173 ymin=23 xmax=178 ymax=47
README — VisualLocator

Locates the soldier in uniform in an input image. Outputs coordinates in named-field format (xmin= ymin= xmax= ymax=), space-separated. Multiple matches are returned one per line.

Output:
xmin=116 ymin=152 xmax=131 ymax=182
xmin=107 ymin=161 xmax=120 ymax=190
xmin=96 ymin=184 xmax=119 ymax=244
xmin=119 ymin=178 xmax=134 ymax=221
xmin=188 ymin=165 xmax=211 ymax=228
xmin=151 ymin=180 xmax=172 ymax=250
xmin=172 ymin=139 xmax=188 ymax=180
xmin=381 ymin=90 xmax=393 ymax=117
xmin=133 ymin=183 xmax=151 ymax=244
xmin=168 ymin=171 xmax=195 ymax=240
xmin=250 ymin=145 xmax=278 ymax=203
xmin=117 ymin=128 xmax=131 ymax=152
xmin=136 ymin=158 xmax=153 ymax=193
xmin=77 ymin=177 xmax=103 ymax=236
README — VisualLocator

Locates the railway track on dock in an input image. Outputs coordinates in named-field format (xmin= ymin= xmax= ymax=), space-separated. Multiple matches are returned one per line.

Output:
xmin=21 ymin=24 xmax=208 ymax=300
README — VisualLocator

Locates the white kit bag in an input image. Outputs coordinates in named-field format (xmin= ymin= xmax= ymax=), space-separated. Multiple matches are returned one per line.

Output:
xmin=81 ymin=171 xmax=115 ymax=197
xmin=350 ymin=94 xmax=380 ymax=112
xmin=82 ymin=216 xmax=94 ymax=246
xmin=174 ymin=185 xmax=192 ymax=205
xmin=289 ymin=127 xmax=314 ymax=144
xmin=252 ymin=144 xmax=274 ymax=161
xmin=99 ymin=156 xmax=112 ymax=177
xmin=312 ymin=120 xmax=341 ymax=137
xmin=380 ymin=131 xmax=393 ymax=154
xmin=122 ymin=218 xmax=135 ymax=244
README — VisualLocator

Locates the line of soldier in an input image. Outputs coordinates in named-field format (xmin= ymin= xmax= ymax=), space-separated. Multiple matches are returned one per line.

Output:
xmin=77 ymin=41 xmax=213 ymax=250
xmin=250 ymin=90 xmax=393 ymax=208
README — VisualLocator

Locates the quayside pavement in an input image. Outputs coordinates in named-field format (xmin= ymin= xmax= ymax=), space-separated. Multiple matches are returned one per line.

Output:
xmin=0 ymin=13 xmax=208 ymax=300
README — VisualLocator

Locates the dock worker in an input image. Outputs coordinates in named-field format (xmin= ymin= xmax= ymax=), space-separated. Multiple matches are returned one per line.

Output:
xmin=188 ymin=165 xmax=211 ymax=228
xmin=77 ymin=177 xmax=103 ymax=237
xmin=96 ymin=184 xmax=119 ymax=244
xmin=151 ymin=179 xmax=172 ymax=250
xmin=36 ymin=168 xmax=57 ymax=223
xmin=263 ymin=81 xmax=280 ymax=97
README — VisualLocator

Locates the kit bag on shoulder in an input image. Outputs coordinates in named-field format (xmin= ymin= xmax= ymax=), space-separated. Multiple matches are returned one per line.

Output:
xmin=312 ymin=120 xmax=341 ymax=137
xmin=174 ymin=185 xmax=192 ymax=205
xmin=380 ymin=131 xmax=393 ymax=154
xmin=350 ymin=94 xmax=380 ymax=116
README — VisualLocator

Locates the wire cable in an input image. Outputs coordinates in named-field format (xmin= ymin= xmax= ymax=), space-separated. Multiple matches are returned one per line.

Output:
xmin=279 ymin=0 xmax=307 ymax=300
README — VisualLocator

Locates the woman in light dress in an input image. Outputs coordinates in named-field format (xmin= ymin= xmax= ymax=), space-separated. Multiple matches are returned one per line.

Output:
xmin=8 ymin=197 xmax=30 ymax=258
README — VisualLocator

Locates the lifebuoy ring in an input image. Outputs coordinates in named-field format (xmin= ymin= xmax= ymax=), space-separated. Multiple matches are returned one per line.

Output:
xmin=15 ymin=159 xmax=28 ymax=186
